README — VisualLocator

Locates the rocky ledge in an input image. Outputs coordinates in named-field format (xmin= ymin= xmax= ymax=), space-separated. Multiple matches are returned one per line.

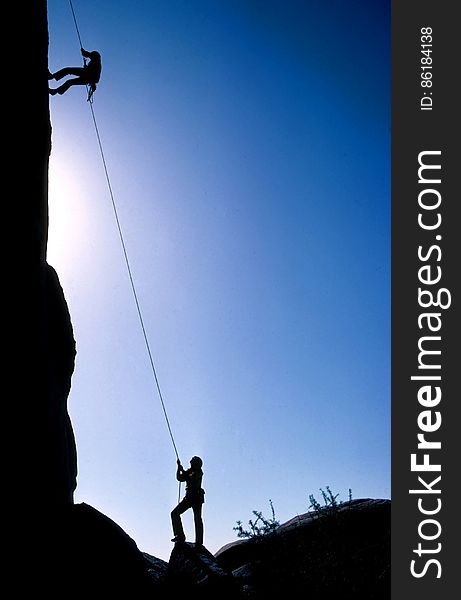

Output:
xmin=29 ymin=498 xmax=388 ymax=598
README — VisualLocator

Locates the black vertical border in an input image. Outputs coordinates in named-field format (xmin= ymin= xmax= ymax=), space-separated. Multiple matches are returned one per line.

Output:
xmin=392 ymin=1 xmax=459 ymax=597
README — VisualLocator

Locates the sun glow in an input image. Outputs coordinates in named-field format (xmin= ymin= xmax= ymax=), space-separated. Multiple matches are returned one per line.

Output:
xmin=47 ymin=157 xmax=92 ymax=273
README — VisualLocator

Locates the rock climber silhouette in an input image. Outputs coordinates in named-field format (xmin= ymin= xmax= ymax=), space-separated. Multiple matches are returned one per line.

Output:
xmin=171 ymin=456 xmax=205 ymax=547
xmin=49 ymin=48 xmax=101 ymax=96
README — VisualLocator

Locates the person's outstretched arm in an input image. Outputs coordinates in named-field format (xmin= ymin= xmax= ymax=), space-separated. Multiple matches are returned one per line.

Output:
xmin=81 ymin=48 xmax=91 ymax=58
xmin=176 ymin=459 xmax=187 ymax=482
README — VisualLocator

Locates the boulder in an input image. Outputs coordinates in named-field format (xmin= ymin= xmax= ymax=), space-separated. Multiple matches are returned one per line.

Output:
xmin=28 ymin=503 xmax=164 ymax=597
xmin=232 ymin=563 xmax=259 ymax=599
xmin=142 ymin=552 xmax=169 ymax=584
xmin=216 ymin=499 xmax=390 ymax=599
xmin=168 ymin=542 xmax=242 ymax=599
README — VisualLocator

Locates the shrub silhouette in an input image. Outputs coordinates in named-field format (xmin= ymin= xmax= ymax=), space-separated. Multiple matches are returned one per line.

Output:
xmin=308 ymin=486 xmax=352 ymax=517
xmin=234 ymin=487 xmax=352 ymax=539
xmin=234 ymin=499 xmax=280 ymax=539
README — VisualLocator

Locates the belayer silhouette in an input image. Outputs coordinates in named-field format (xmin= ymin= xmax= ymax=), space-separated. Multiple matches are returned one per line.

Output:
xmin=171 ymin=456 xmax=205 ymax=547
xmin=49 ymin=47 xmax=101 ymax=96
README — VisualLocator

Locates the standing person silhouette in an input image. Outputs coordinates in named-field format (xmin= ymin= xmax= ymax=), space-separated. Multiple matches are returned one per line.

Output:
xmin=171 ymin=456 xmax=205 ymax=547
xmin=49 ymin=48 xmax=101 ymax=96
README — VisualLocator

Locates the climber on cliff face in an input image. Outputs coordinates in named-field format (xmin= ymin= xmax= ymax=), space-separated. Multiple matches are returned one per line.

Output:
xmin=49 ymin=48 xmax=101 ymax=97
xmin=171 ymin=456 xmax=205 ymax=547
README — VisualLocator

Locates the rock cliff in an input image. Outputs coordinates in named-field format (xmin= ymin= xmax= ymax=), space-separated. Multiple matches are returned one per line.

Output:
xmin=8 ymin=0 xmax=77 ymax=510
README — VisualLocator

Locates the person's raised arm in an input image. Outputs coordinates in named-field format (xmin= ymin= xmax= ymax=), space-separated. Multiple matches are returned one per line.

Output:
xmin=81 ymin=48 xmax=91 ymax=58
xmin=176 ymin=459 xmax=186 ymax=481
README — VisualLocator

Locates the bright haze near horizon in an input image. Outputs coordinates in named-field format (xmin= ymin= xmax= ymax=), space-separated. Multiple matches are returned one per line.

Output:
xmin=47 ymin=0 xmax=390 ymax=562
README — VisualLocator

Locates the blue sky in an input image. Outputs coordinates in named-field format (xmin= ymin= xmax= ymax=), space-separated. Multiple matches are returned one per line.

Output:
xmin=47 ymin=0 xmax=390 ymax=561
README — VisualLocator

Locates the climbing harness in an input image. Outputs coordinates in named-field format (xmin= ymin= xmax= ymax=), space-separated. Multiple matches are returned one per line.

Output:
xmin=86 ymin=83 xmax=95 ymax=103
xmin=66 ymin=1 xmax=183 ymax=500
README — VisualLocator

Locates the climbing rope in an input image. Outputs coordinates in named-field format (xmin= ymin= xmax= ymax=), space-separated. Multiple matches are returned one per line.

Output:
xmin=66 ymin=1 xmax=182 ymax=478
xmin=87 ymin=103 xmax=181 ymax=463
xmin=69 ymin=0 xmax=96 ymax=102
xmin=69 ymin=0 xmax=84 ymax=49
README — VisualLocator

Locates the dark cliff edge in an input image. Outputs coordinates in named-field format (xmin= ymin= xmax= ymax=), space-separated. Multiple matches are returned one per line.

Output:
xmin=6 ymin=2 xmax=156 ymax=595
xmin=6 ymin=3 xmax=389 ymax=596
xmin=9 ymin=0 xmax=77 ymax=511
